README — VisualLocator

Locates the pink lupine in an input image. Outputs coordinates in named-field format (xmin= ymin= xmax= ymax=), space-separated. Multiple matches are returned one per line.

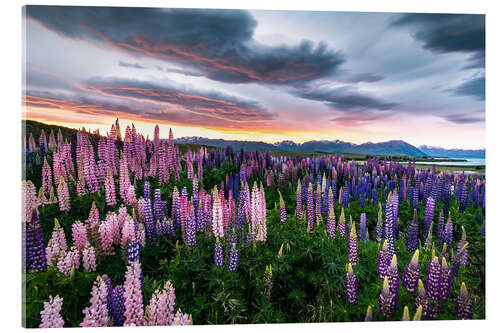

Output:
xmin=124 ymin=261 xmax=144 ymax=326
xmin=22 ymin=180 xmax=37 ymax=223
xmin=172 ymin=309 xmax=192 ymax=325
xmin=42 ymin=157 xmax=53 ymax=196
xmin=81 ymin=275 xmax=110 ymax=327
xmin=105 ymin=169 xmax=117 ymax=206
xmin=68 ymin=246 xmax=80 ymax=269
xmin=137 ymin=223 xmax=146 ymax=247
xmin=121 ymin=215 xmax=137 ymax=249
xmin=57 ymin=176 xmax=70 ymax=211
xmin=82 ymin=242 xmax=97 ymax=272
xmin=37 ymin=187 xmax=49 ymax=206
xmin=99 ymin=221 xmax=114 ymax=253
xmin=56 ymin=251 xmax=73 ymax=276
xmin=212 ymin=186 xmax=224 ymax=238
xmin=39 ymin=295 xmax=65 ymax=328
xmin=46 ymin=219 xmax=67 ymax=266
xmin=126 ymin=185 xmax=137 ymax=206
xmin=72 ymin=221 xmax=87 ymax=252
xmin=146 ymin=280 xmax=176 ymax=326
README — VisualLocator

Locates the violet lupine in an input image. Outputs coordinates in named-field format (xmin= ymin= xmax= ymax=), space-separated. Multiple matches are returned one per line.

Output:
xmin=337 ymin=208 xmax=346 ymax=238
xmin=214 ymin=238 xmax=224 ymax=267
xmin=443 ymin=215 xmax=453 ymax=250
xmin=306 ymin=183 xmax=314 ymax=232
xmin=296 ymin=179 xmax=302 ymax=219
xmin=384 ymin=195 xmax=395 ymax=256
xmin=57 ymin=176 xmax=70 ymax=211
xmin=391 ymin=189 xmax=399 ymax=237
xmin=256 ymin=182 xmax=267 ymax=242
xmin=406 ymin=209 xmax=419 ymax=253
xmin=39 ymin=295 xmax=65 ymax=328
xmin=110 ymin=285 xmax=126 ymax=326
xmin=326 ymin=205 xmax=336 ymax=239
xmin=72 ymin=221 xmax=87 ymax=252
xmin=153 ymin=188 xmax=164 ymax=222
xmin=143 ymin=198 xmax=157 ymax=243
xmin=414 ymin=279 xmax=430 ymax=319
xmin=437 ymin=210 xmax=445 ymax=248
xmin=386 ymin=255 xmax=400 ymax=313
xmin=348 ymin=224 xmax=358 ymax=266
xmin=227 ymin=242 xmax=239 ymax=272
xmin=81 ymin=275 xmax=110 ymax=327
xmin=360 ymin=213 xmax=367 ymax=241
xmin=186 ymin=207 xmax=197 ymax=247
xmin=126 ymin=240 xmax=141 ymax=266
xmin=315 ymin=185 xmax=322 ymax=226
xmin=26 ymin=207 xmax=47 ymax=273
xmin=123 ymin=261 xmax=144 ymax=326
xmin=425 ymin=254 xmax=443 ymax=318
xmin=455 ymin=282 xmax=473 ymax=319
xmin=376 ymin=203 xmax=383 ymax=242
xmin=345 ymin=263 xmax=358 ymax=304
xmin=82 ymin=242 xmax=97 ymax=272
xmin=457 ymin=226 xmax=468 ymax=266
xmin=378 ymin=276 xmax=395 ymax=319
xmin=423 ymin=197 xmax=435 ymax=237
xmin=377 ymin=240 xmax=391 ymax=279
xmin=441 ymin=257 xmax=453 ymax=300
xmin=402 ymin=250 xmax=420 ymax=293
xmin=105 ymin=169 xmax=117 ymax=206
xmin=278 ymin=190 xmax=287 ymax=223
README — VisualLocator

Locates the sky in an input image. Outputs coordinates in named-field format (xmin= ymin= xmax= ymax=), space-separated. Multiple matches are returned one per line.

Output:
xmin=22 ymin=6 xmax=485 ymax=149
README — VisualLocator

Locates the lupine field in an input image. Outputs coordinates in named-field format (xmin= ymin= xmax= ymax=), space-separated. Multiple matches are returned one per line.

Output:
xmin=21 ymin=120 xmax=485 ymax=328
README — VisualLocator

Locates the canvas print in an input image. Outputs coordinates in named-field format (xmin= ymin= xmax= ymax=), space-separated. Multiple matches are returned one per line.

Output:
xmin=22 ymin=5 xmax=485 ymax=328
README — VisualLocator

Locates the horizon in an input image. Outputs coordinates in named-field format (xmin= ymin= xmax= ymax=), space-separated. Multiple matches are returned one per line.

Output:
xmin=23 ymin=7 xmax=485 ymax=150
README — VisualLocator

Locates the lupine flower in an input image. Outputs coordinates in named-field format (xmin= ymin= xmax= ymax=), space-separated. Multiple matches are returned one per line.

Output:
xmin=326 ymin=205 xmax=336 ymax=239
xmin=455 ymin=282 xmax=473 ymax=319
xmin=348 ymin=224 xmax=358 ymax=266
xmin=105 ymin=169 xmax=117 ymax=206
xmin=46 ymin=219 xmax=67 ymax=267
xmin=378 ymin=276 xmax=394 ymax=319
xmin=377 ymin=240 xmax=391 ymax=279
xmin=457 ymin=226 xmax=468 ymax=266
xmin=72 ymin=221 xmax=87 ymax=252
xmin=306 ymin=183 xmax=314 ymax=232
xmin=337 ymin=207 xmax=346 ymax=238
xmin=365 ymin=305 xmax=373 ymax=321
xmin=441 ymin=257 xmax=453 ymax=300
xmin=172 ymin=309 xmax=192 ymax=325
xmin=82 ymin=242 xmax=97 ymax=272
xmin=424 ymin=222 xmax=434 ymax=249
xmin=264 ymin=264 xmax=273 ymax=301
xmin=26 ymin=207 xmax=47 ymax=273
xmin=214 ymin=238 xmax=224 ymax=267
xmin=423 ymin=197 xmax=435 ymax=237
xmin=413 ymin=305 xmax=423 ymax=321
xmin=212 ymin=188 xmax=224 ymax=238
xmin=437 ymin=210 xmax=445 ymax=248
xmin=376 ymin=203 xmax=383 ymax=242
xmin=384 ymin=196 xmax=395 ymax=256
xmin=315 ymin=185 xmax=322 ymax=225
xmin=39 ymin=295 xmax=64 ymax=328
xmin=123 ymin=261 xmax=144 ymax=326
xmin=278 ymin=190 xmax=287 ymax=223
xmin=402 ymin=250 xmax=420 ymax=293
xmin=359 ymin=213 xmax=367 ymax=241
xmin=406 ymin=209 xmax=419 ymax=253
xmin=425 ymin=254 xmax=443 ymax=318
xmin=414 ymin=279 xmax=430 ymax=319
xmin=386 ymin=255 xmax=399 ymax=312
xmin=110 ymin=285 xmax=126 ymax=326
xmin=146 ymin=281 xmax=176 ymax=326
xmin=227 ymin=242 xmax=239 ymax=272
xmin=81 ymin=275 xmax=110 ymax=327
xmin=345 ymin=263 xmax=358 ymax=304
xmin=186 ymin=207 xmax=197 ymax=247
xmin=57 ymin=176 xmax=70 ymax=211
xmin=443 ymin=215 xmax=453 ymax=250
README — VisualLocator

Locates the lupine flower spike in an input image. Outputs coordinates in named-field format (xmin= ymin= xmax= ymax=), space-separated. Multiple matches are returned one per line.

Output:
xmin=345 ymin=263 xmax=358 ymax=304
xmin=455 ymin=282 xmax=473 ymax=319
xmin=402 ymin=250 xmax=420 ymax=293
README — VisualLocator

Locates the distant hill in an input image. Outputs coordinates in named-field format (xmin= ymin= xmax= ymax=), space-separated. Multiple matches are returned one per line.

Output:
xmin=418 ymin=145 xmax=485 ymax=158
xmin=177 ymin=137 xmax=427 ymax=157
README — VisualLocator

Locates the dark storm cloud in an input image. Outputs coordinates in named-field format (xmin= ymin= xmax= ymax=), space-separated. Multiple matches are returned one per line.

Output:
xmin=442 ymin=113 xmax=484 ymax=124
xmin=84 ymin=77 xmax=275 ymax=122
xmin=291 ymin=85 xmax=398 ymax=111
xmin=390 ymin=13 xmax=485 ymax=68
xmin=26 ymin=6 xmax=345 ymax=85
xmin=454 ymin=74 xmax=485 ymax=101
xmin=119 ymin=61 xmax=146 ymax=69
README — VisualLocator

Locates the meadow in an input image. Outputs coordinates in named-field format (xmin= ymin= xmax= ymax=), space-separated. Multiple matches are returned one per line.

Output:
xmin=22 ymin=120 xmax=485 ymax=327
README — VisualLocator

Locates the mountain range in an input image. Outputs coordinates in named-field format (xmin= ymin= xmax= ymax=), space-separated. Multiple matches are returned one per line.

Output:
xmin=175 ymin=137 xmax=427 ymax=157
xmin=418 ymin=145 xmax=485 ymax=158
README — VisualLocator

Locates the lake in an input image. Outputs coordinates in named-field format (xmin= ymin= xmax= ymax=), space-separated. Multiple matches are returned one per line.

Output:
xmin=413 ymin=158 xmax=485 ymax=166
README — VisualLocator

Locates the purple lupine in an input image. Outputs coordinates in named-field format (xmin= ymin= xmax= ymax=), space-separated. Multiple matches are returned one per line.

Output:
xmin=455 ymin=282 xmax=473 ymax=319
xmin=306 ymin=183 xmax=314 ymax=232
xmin=384 ymin=195 xmax=395 ymax=256
xmin=214 ymin=238 xmax=224 ymax=267
xmin=227 ymin=243 xmax=239 ymax=272
xmin=386 ymin=255 xmax=399 ymax=313
xmin=110 ymin=285 xmax=126 ymax=326
xmin=326 ymin=205 xmax=336 ymax=239
xmin=278 ymin=190 xmax=287 ymax=223
xmin=415 ymin=279 xmax=430 ymax=319
xmin=345 ymin=263 xmax=358 ymax=304
xmin=26 ymin=207 xmax=47 ymax=273
xmin=360 ymin=213 xmax=367 ymax=241
xmin=406 ymin=209 xmax=419 ymax=253
xmin=315 ymin=185 xmax=322 ymax=226
xmin=143 ymin=181 xmax=150 ymax=200
xmin=423 ymin=197 xmax=435 ymax=237
xmin=348 ymin=224 xmax=358 ymax=266
xmin=443 ymin=215 xmax=453 ymax=250
xmin=143 ymin=198 xmax=157 ymax=243
xmin=377 ymin=240 xmax=391 ymax=279
xmin=441 ymin=257 xmax=453 ymax=300
xmin=337 ymin=207 xmax=346 ymax=238
xmin=126 ymin=240 xmax=140 ymax=266
xmin=402 ymin=250 xmax=420 ymax=293
xmin=376 ymin=203 xmax=383 ymax=242
xmin=153 ymin=189 xmax=165 ymax=222
xmin=296 ymin=179 xmax=302 ymax=219
xmin=378 ymin=276 xmax=394 ymax=319
xmin=186 ymin=211 xmax=197 ymax=247
xmin=437 ymin=210 xmax=445 ymax=248
xmin=391 ymin=190 xmax=399 ymax=238
xmin=425 ymin=255 xmax=443 ymax=318
xmin=457 ymin=226 xmax=468 ymax=266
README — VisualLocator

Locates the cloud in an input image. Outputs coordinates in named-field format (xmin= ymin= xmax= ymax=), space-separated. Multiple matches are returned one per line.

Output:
xmin=84 ymin=77 xmax=274 ymax=122
xmin=442 ymin=113 xmax=484 ymax=124
xmin=344 ymin=73 xmax=384 ymax=83
xmin=26 ymin=6 xmax=345 ymax=85
xmin=390 ymin=13 xmax=485 ymax=68
xmin=118 ymin=61 xmax=146 ymax=69
xmin=291 ymin=84 xmax=398 ymax=111
xmin=453 ymin=74 xmax=485 ymax=101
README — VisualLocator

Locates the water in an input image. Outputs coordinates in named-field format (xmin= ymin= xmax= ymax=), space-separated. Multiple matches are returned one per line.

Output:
xmin=412 ymin=158 xmax=485 ymax=166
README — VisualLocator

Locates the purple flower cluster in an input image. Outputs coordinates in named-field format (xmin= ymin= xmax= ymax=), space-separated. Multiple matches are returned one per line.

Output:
xmin=345 ymin=263 xmax=358 ymax=304
xmin=214 ymin=239 xmax=224 ymax=267
xmin=402 ymin=250 xmax=420 ymax=293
